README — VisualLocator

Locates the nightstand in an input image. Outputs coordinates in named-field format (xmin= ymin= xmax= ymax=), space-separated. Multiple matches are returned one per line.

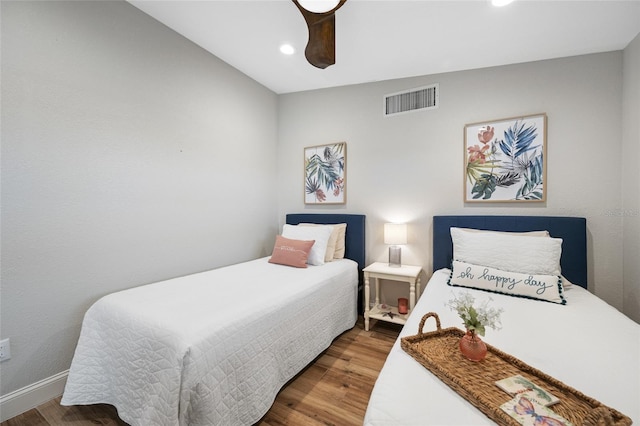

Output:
xmin=363 ymin=262 xmax=423 ymax=331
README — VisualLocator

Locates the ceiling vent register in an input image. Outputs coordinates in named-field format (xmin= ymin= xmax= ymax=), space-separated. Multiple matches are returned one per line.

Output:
xmin=384 ymin=84 xmax=439 ymax=116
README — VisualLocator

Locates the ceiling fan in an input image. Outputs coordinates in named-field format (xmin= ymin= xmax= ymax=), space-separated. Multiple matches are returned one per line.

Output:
xmin=292 ymin=0 xmax=347 ymax=69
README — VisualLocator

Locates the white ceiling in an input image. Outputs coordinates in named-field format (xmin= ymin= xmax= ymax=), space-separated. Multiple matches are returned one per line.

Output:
xmin=129 ymin=0 xmax=640 ymax=94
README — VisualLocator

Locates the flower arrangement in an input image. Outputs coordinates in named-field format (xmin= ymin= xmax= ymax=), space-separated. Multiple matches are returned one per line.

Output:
xmin=446 ymin=291 xmax=503 ymax=337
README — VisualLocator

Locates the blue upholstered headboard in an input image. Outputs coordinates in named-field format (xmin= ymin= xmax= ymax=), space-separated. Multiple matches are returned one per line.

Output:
xmin=285 ymin=214 xmax=366 ymax=271
xmin=433 ymin=216 xmax=587 ymax=289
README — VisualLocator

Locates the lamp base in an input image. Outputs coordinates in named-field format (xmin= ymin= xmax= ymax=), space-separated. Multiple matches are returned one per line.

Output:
xmin=388 ymin=246 xmax=402 ymax=267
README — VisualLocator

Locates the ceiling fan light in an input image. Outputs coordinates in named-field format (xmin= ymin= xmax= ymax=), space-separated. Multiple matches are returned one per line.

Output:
xmin=297 ymin=0 xmax=341 ymax=13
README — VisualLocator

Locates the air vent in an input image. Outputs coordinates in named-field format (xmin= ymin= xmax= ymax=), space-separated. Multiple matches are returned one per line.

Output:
xmin=384 ymin=84 xmax=439 ymax=116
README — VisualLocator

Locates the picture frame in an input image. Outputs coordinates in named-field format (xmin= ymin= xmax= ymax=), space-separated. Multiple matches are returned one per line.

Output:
xmin=304 ymin=142 xmax=346 ymax=204
xmin=464 ymin=113 xmax=547 ymax=202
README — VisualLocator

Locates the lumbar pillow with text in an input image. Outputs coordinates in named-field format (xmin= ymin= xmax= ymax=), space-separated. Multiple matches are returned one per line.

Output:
xmin=448 ymin=260 xmax=566 ymax=305
xmin=269 ymin=235 xmax=315 ymax=268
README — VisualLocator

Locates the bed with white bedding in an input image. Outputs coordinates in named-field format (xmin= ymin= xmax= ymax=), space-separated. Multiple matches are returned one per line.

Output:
xmin=62 ymin=213 xmax=365 ymax=426
xmin=364 ymin=215 xmax=639 ymax=425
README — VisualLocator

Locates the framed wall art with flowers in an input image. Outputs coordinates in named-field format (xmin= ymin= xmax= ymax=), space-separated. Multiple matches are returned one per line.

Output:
xmin=464 ymin=113 xmax=547 ymax=202
xmin=304 ymin=142 xmax=346 ymax=204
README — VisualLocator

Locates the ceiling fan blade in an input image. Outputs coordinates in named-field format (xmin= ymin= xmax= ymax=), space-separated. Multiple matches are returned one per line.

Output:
xmin=304 ymin=13 xmax=336 ymax=69
xmin=292 ymin=0 xmax=347 ymax=69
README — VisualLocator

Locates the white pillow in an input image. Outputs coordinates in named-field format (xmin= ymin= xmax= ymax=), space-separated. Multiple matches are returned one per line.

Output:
xmin=282 ymin=224 xmax=333 ymax=266
xmin=332 ymin=223 xmax=347 ymax=259
xmin=455 ymin=227 xmax=550 ymax=237
xmin=299 ymin=223 xmax=340 ymax=262
xmin=451 ymin=227 xmax=562 ymax=276
xmin=449 ymin=260 xmax=566 ymax=305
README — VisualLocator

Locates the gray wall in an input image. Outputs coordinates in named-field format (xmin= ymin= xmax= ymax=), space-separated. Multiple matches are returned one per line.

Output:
xmin=1 ymin=1 xmax=278 ymax=395
xmin=278 ymin=52 xmax=631 ymax=315
xmin=622 ymin=32 xmax=640 ymax=323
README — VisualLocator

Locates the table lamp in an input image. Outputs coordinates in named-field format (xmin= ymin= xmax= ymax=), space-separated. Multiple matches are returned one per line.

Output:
xmin=384 ymin=223 xmax=407 ymax=267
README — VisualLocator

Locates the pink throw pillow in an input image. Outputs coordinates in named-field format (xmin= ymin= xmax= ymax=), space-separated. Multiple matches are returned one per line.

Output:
xmin=269 ymin=235 xmax=315 ymax=268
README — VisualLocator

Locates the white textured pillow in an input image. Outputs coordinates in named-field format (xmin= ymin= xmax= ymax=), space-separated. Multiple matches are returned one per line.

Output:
xmin=456 ymin=227 xmax=550 ymax=237
xmin=448 ymin=260 xmax=566 ymax=305
xmin=451 ymin=227 xmax=562 ymax=276
xmin=282 ymin=224 xmax=333 ymax=266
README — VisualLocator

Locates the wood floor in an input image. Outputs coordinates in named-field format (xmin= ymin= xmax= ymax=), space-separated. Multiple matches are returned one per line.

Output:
xmin=2 ymin=317 xmax=401 ymax=426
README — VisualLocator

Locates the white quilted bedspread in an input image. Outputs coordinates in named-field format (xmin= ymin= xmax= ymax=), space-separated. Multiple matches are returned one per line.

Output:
xmin=61 ymin=257 xmax=358 ymax=426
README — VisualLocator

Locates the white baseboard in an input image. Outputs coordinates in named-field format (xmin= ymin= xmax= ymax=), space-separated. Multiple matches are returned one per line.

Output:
xmin=0 ymin=370 xmax=68 ymax=422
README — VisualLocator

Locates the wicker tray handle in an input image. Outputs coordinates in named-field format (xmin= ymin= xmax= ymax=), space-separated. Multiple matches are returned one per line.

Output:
xmin=417 ymin=312 xmax=442 ymax=335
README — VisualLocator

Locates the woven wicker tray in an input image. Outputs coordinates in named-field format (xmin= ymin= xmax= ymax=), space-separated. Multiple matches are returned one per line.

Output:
xmin=401 ymin=312 xmax=632 ymax=426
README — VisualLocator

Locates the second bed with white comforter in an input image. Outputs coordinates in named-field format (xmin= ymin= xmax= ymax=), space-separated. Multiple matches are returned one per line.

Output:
xmin=365 ymin=215 xmax=639 ymax=425
xmin=364 ymin=269 xmax=639 ymax=425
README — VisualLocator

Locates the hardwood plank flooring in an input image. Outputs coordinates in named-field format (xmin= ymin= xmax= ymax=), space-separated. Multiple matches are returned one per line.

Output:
xmin=2 ymin=317 xmax=400 ymax=426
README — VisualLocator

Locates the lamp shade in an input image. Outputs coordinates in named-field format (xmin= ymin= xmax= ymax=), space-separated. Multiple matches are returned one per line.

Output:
xmin=384 ymin=223 xmax=407 ymax=245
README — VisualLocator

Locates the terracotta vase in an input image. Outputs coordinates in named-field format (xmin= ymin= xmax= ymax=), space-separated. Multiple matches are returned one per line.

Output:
xmin=459 ymin=330 xmax=487 ymax=362
xmin=397 ymin=298 xmax=408 ymax=314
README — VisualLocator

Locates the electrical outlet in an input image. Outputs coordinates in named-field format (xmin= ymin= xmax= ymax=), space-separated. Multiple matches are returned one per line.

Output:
xmin=0 ymin=338 xmax=11 ymax=362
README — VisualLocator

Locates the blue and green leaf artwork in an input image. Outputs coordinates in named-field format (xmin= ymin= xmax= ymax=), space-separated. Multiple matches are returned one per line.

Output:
xmin=465 ymin=114 xmax=546 ymax=202
xmin=304 ymin=142 xmax=346 ymax=204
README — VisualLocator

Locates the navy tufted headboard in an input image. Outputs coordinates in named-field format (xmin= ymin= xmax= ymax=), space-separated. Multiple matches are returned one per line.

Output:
xmin=433 ymin=215 xmax=587 ymax=289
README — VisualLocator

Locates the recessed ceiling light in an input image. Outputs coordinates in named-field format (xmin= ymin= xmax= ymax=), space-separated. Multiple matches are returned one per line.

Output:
xmin=492 ymin=0 xmax=514 ymax=6
xmin=280 ymin=44 xmax=295 ymax=55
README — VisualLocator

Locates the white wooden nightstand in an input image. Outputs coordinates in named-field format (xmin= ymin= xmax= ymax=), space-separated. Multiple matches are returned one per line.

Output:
xmin=363 ymin=262 xmax=423 ymax=331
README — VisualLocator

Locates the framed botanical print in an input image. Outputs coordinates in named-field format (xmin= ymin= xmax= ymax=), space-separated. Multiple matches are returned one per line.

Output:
xmin=304 ymin=142 xmax=346 ymax=204
xmin=464 ymin=113 xmax=547 ymax=202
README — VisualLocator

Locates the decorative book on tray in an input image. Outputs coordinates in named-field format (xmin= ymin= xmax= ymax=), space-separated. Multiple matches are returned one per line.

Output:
xmin=496 ymin=375 xmax=570 ymax=425
xmin=496 ymin=375 xmax=560 ymax=406
xmin=500 ymin=396 xmax=572 ymax=426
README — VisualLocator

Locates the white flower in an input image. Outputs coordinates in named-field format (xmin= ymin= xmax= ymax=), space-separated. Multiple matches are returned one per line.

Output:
xmin=446 ymin=291 xmax=503 ymax=336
